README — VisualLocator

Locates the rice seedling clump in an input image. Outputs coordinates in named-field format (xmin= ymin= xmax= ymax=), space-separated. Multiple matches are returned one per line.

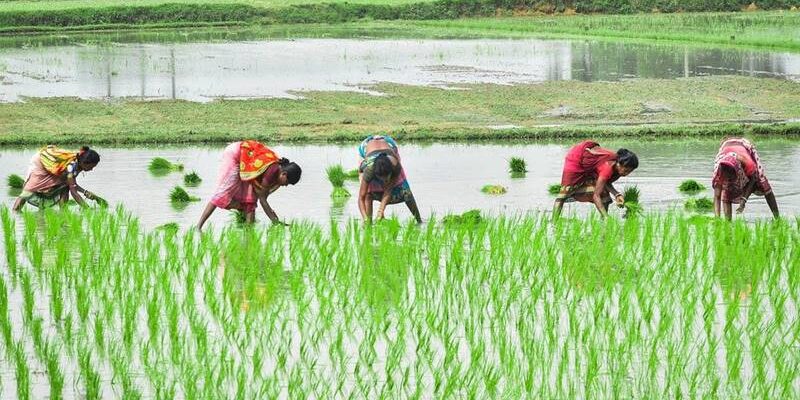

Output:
xmin=442 ymin=209 xmax=482 ymax=225
xmin=678 ymin=179 xmax=706 ymax=193
xmin=548 ymin=183 xmax=562 ymax=195
xmin=345 ymin=168 xmax=360 ymax=180
xmin=183 ymin=171 xmax=202 ymax=187
xmin=685 ymin=196 xmax=714 ymax=212
xmin=7 ymin=174 xmax=24 ymax=189
xmin=326 ymin=165 xmax=351 ymax=198
xmin=169 ymin=186 xmax=199 ymax=203
xmin=481 ymin=184 xmax=507 ymax=195
xmin=148 ymin=157 xmax=183 ymax=175
xmin=509 ymin=157 xmax=527 ymax=175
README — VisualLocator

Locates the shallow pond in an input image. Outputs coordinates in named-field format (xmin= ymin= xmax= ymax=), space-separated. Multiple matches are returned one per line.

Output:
xmin=1 ymin=138 xmax=798 ymax=229
xmin=1 ymin=38 xmax=798 ymax=101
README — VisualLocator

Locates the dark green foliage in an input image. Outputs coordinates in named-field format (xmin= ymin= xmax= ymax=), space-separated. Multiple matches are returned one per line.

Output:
xmin=169 ymin=186 xmax=199 ymax=203
xmin=622 ymin=186 xmax=640 ymax=204
xmin=4 ymin=0 xmax=799 ymax=32
xmin=7 ymin=174 xmax=24 ymax=189
xmin=345 ymin=169 xmax=360 ymax=180
xmin=183 ymin=172 xmax=202 ymax=187
xmin=548 ymin=184 xmax=562 ymax=195
xmin=149 ymin=157 xmax=183 ymax=176
xmin=685 ymin=197 xmax=714 ymax=212
xmin=509 ymin=157 xmax=527 ymax=175
xmin=678 ymin=179 xmax=705 ymax=193
xmin=326 ymin=165 xmax=347 ymax=188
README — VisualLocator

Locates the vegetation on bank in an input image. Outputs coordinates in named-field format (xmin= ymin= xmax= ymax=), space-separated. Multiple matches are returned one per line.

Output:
xmin=0 ymin=76 xmax=797 ymax=144
xmin=1 ymin=0 xmax=799 ymax=43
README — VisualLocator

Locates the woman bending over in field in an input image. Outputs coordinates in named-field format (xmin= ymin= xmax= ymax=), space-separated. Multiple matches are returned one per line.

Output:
xmin=712 ymin=137 xmax=778 ymax=220
xmin=197 ymin=140 xmax=301 ymax=230
xmin=358 ymin=135 xmax=422 ymax=223
xmin=553 ymin=140 xmax=638 ymax=219
xmin=13 ymin=145 xmax=105 ymax=211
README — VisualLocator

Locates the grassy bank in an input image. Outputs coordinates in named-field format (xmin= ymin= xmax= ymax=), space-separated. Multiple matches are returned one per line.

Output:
xmin=0 ymin=207 xmax=797 ymax=398
xmin=0 ymin=76 xmax=798 ymax=144
xmin=3 ymin=12 xmax=800 ymax=53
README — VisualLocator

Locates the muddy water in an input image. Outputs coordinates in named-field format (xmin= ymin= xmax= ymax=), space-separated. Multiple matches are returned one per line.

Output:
xmin=1 ymin=138 xmax=798 ymax=229
xmin=0 ymin=38 xmax=798 ymax=102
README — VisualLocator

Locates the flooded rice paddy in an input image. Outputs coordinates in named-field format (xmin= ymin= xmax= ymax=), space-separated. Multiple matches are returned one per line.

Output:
xmin=1 ymin=138 xmax=798 ymax=229
xmin=1 ymin=38 xmax=799 ymax=101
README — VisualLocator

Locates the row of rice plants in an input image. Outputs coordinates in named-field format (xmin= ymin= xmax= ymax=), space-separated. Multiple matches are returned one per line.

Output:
xmin=0 ymin=206 xmax=797 ymax=398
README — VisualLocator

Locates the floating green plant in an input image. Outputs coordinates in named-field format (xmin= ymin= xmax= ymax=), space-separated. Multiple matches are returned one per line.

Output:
xmin=685 ymin=196 xmax=714 ymax=212
xmin=548 ymin=184 xmax=562 ymax=195
xmin=149 ymin=157 xmax=183 ymax=176
xmin=183 ymin=171 xmax=202 ymax=187
xmin=327 ymin=164 xmax=351 ymax=198
xmin=7 ymin=174 xmax=24 ymax=189
xmin=509 ymin=157 xmax=527 ymax=177
xmin=169 ymin=186 xmax=199 ymax=203
xmin=481 ymin=185 xmax=507 ymax=195
xmin=678 ymin=179 xmax=706 ymax=194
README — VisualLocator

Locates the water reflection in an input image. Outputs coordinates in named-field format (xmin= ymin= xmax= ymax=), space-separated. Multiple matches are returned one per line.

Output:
xmin=1 ymin=39 xmax=798 ymax=102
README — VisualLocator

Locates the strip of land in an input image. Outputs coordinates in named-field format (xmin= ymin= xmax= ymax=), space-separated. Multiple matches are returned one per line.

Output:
xmin=0 ymin=75 xmax=798 ymax=144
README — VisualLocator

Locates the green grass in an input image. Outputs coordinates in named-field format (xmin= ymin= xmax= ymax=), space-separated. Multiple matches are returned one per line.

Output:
xmin=679 ymin=179 xmax=706 ymax=193
xmin=1 ymin=76 xmax=798 ymax=144
xmin=0 ymin=206 xmax=796 ymax=398
xmin=481 ymin=184 xmax=507 ymax=194
xmin=7 ymin=174 xmax=24 ymax=189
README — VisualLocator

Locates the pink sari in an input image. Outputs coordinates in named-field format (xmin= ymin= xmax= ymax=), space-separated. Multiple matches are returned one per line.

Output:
xmin=712 ymin=138 xmax=771 ymax=204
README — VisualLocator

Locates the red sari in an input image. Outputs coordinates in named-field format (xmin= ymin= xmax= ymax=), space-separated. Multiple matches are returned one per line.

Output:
xmin=557 ymin=140 xmax=619 ymax=203
xmin=712 ymin=138 xmax=771 ymax=204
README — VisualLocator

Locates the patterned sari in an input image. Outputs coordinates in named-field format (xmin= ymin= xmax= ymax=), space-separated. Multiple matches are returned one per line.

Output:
xmin=19 ymin=146 xmax=81 ymax=208
xmin=358 ymin=135 xmax=414 ymax=204
xmin=556 ymin=140 xmax=618 ymax=203
xmin=712 ymin=138 xmax=772 ymax=204
xmin=211 ymin=141 xmax=281 ymax=213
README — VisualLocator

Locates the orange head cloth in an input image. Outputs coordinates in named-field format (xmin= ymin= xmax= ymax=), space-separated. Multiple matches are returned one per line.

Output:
xmin=238 ymin=140 xmax=280 ymax=182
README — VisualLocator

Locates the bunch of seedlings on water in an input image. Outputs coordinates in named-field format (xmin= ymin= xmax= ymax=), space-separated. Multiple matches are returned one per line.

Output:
xmin=509 ymin=157 xmax=527 ymax=178
xmin=442 ymin=209 xmax=483 ymax=226
xmin=345 ymin=168 xmax=360 ymax=180
xmin=548 ymin=183 xmax=562 ymax=195
xmin=679 ymin=179 xmax=705 ymax=194
xmin=170 ymin=186 xmax=200 ymax=203
xmin=685 ymin=197 xmax=714 ymax=212
xmin=184 ymin=171 xmax=202 ymax=187
xmin=7 ymin=174 xmax=24 ymax=189
xmin=481 ymin=184 xmax=507 ymax=195
xmin=149 ymin=157 xmax=184 ymax=176
xmin=326 ymin=164 xmax=351 ymax=198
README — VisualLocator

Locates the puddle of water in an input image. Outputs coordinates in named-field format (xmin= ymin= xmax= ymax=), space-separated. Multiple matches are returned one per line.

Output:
xmin=0 ymin=38 xmax=798 ymax=102
xmin=1 ymin=138 xmax=798 ymax=230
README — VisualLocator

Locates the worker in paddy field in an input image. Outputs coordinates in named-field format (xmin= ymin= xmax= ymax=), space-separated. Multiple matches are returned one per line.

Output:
xmin=13 ymin=145 xmax=106 ymax=211
xmin=712 ymin=137 xmax=779 ymax=220
xmin=197 ymin=140 xmax=301 ymax=231
xmin=357 ymin=135 xmax=422 ymax=224
xmin=553 ymin=140 xmax=639 ymax=219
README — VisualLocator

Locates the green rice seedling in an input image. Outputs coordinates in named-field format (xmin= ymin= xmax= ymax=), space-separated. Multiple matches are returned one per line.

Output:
xmin=14 ymin=341 xmax=31 ymax=400
xmin=481 ymin=185 xmax=507 ymax=195
xmin=346 ymin=168 xmax=360 ymax=180
xmin=7 ymin=173 xmax=24 ymax=189
xmin=548 ymin=183 xmax=562 ymax=195
xmin=509 ymin=157 xmax=527 ymax=178
xmin=327 ymin=165 xmax=351 ymax=198
xmin=184 ymin=171 xmax=202 ymax=187
xmin=685 ymin=197 xmax=714 ymax=212
xmin=156 ymin=222 xmax=180 ymax=234
xmin=678 ymin=179 xmax=705 ymax=194
xmin=149 ymin=157 xmax=184 ymax=176
xmin=621 ymin=186 xmax=642 ymax=217
xmin=442 ymin=209 xmax=483 ymax=226
xmin=170 ymin=186 xmax=200 ymax=203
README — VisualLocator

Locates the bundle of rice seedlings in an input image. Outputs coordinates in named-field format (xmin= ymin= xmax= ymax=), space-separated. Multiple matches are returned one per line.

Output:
xmin=183 ymin=172 xmax=202 ymax=187
xmin=169 ymin=186 xmax=199 ymax=203
xmin=548 ymin=184 xmax=562 ymax=195
xmin=685 ymin=197 xmax=713 ymax=212
xmin=149 ymin=157 xmax=183 ymax=176
xmin=678 ymin=179 xmax=705 ymax=194
xmin=509 ymin=157 xmax=527 ymax=176
xmin=481 ymin=185 xmax=507 ymax=195
xmin=327 ymin=165 xmax=351 ymax=198
xmin=7 ymin=174 xmax=24 ymax=189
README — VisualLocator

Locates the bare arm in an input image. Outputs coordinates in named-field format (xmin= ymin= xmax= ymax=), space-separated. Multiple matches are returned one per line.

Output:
xmin=197 ymin=202 xmax=217 ymax=231
xmin=736 ymin=177 xmax=758 ymax=213
xmin=714 ymin=187 xmax=722 ymax=218
xmin=765 ymin=192 xmax=779 ymax=219
xmin=605 ymin=183 xmax=624 ymax=207
xmin=358 ymin=178 xmax=371 ymax=222
xmin=258 ymin=193 xmax=283 ymax=224
xmin=67 ymin=176 xmax=88 ymax=207
xmin=592 ymin=176 xmax=610 ymax=218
